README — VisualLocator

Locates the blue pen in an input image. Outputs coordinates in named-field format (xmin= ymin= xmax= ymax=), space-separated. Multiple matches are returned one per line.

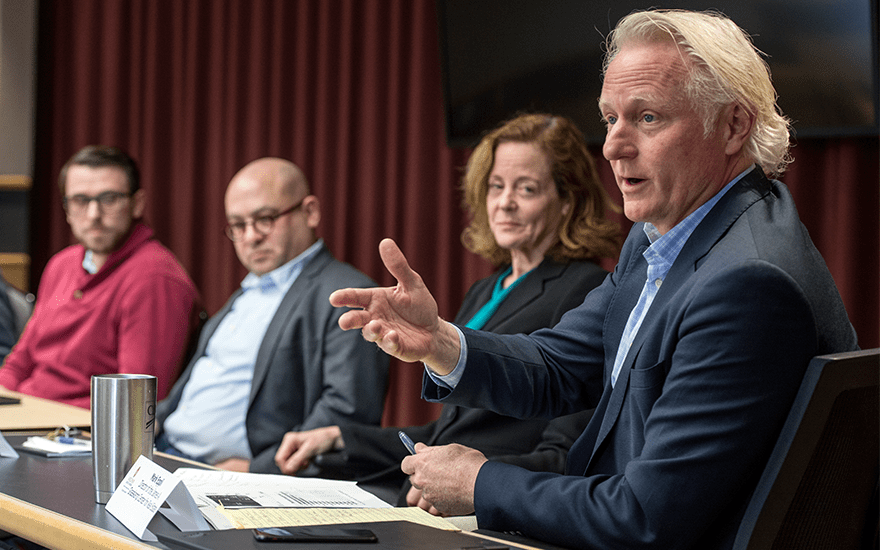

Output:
xmin=398 ymin=431 xmax=417 ymax=455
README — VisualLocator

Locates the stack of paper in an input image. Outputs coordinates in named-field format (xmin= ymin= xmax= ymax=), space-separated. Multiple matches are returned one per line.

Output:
xmin=173 ymin=469 xmax=392 ymax=509
xmin=172 ymin=469 xmax=458 ymax=532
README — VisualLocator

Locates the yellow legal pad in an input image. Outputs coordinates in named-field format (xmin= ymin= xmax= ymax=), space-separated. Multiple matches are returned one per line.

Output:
xmin=217 ymin=506 xmax=460 ymax=531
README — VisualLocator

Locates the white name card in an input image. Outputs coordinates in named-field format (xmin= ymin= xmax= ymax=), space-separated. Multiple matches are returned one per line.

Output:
xmin=105 ymin=455 xmax=211 ymax=541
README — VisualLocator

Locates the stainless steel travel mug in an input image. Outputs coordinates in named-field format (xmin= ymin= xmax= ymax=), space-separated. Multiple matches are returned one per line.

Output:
xmin=91 ymin=373 xmax=156 ymax=504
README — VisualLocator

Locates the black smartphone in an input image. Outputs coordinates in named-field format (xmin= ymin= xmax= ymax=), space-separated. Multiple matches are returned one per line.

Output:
xmin=253 ymin=526 xmax=378 ymax=543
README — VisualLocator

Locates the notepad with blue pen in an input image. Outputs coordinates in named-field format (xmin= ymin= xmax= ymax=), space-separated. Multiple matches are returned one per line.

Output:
xmin=17 ymin=434 xmax=92 ymax=457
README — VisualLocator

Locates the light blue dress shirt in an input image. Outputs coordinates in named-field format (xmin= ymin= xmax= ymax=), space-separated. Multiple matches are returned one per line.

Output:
xmin=432 ymin=167 xmax=752 ymax=390
xmin=83 ymin=250 xmax=98 ymax=274
xmin=162 ymin=240 xmax=323 ymax=463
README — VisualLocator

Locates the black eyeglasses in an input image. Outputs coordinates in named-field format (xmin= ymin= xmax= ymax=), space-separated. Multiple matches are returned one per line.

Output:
xmin=63 ymin=191 xmax=133 ymax=216
xmin=224 ymin=197 xmax=306 ymax=241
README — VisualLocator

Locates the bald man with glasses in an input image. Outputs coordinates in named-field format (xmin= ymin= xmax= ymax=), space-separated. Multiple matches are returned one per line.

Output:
xmin=155 ymin=157 xmax=388 ymax=473
xmin=0 ymin=145 xmax=201 ymax=408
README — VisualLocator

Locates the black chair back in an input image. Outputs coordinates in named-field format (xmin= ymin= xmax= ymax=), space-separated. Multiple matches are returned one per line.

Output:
xmin=734 ymin=348 xmax=880 ymax=550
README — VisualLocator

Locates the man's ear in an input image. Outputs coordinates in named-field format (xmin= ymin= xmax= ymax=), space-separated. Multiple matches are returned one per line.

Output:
xmin=303 ymin=195 xmax=321 ymax=229
xmin=724 ymin=103 xmax=755 ymax=156
xmin=130 ymin=189 xmax=146 ymax=219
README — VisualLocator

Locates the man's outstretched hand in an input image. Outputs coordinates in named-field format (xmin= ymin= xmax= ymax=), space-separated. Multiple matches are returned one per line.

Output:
xmin=329 ymin=239 xmax=460 ymax=375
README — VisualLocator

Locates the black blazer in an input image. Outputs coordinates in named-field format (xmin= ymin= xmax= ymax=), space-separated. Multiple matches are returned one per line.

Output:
xmin=340 ymin=257 xmax=607 ymax=504
xmin=157 ymin=244 xmax=390 ymax=473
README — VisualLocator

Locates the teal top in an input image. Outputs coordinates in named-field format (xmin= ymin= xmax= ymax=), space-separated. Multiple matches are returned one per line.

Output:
xmin=464 ymin=265 xmax=531 ymax=330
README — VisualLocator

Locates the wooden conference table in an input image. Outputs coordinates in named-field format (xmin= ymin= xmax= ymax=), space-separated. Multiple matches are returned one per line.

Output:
xmin=0 ymin=433 xmax=565 ymax=550
xmin=0 ymin=387 xmax=91 ymax=433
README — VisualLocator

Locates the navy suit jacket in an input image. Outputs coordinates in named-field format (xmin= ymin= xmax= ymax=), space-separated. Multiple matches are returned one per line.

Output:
xmin=424 ymin=169 xmax=857 ymax=549
xmin=342 ymin=258 xmax=605 ymax=504
xmin=157 ymin=244 xmax=389 ymax=473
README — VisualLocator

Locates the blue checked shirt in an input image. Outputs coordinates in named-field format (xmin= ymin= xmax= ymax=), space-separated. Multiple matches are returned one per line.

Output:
xmin=609 ymin=170 xmax=747 ymax=386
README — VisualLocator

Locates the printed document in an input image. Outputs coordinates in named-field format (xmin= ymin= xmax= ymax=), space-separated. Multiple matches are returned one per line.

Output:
xmin=174 ymin=468 xmax=391 ymax=509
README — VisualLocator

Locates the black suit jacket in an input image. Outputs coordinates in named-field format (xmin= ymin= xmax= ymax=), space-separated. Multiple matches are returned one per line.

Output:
xmin=340 ymin=258 xmax=607 ymax=504
xmin=157 ymin=244 xmax=389 ymax=473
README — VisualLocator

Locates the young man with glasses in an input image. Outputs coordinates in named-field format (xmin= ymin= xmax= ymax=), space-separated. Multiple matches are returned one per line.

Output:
xmin=155 ymin=157 xmax=388 ymax=474
xmin=0 ymin=145 xmax=201 ymax=408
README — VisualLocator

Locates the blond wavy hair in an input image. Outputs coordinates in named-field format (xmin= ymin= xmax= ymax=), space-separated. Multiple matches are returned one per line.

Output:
xmin=461 ymin=114 xmax=621 ymax=266
xmin=603 ymin=9 xmax=792 ymax=176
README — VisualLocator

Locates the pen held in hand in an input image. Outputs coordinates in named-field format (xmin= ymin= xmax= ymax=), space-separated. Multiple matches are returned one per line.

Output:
xmin=398 ymin=431 xmax=417 ymax=455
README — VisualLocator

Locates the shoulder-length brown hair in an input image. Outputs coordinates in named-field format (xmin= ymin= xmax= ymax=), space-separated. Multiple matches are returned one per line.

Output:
xmin=461 ymin=113 xmax=620 ymax=266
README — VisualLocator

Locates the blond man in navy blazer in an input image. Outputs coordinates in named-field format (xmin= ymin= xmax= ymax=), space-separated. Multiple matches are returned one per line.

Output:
xmin=328 ymin=10 xmax=857 ymax=549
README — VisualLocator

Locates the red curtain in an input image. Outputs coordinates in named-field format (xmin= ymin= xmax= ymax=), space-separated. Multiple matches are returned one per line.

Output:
xmin=31 ymin=0 xmax=879 ymax=428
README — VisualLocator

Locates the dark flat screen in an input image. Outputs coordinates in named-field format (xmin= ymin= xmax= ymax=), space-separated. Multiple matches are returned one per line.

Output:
xmin=438 ymin=0 xmax=880 ymax=146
